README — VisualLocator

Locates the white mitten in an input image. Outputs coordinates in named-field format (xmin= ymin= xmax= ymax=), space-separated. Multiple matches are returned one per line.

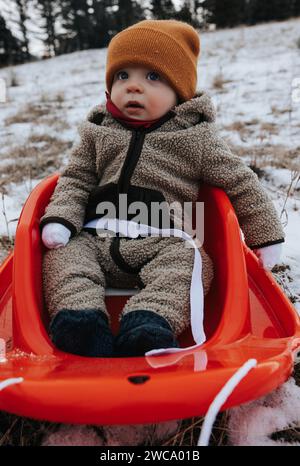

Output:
xmin=42 ymin=223 xmax=71 ymax=249
xmin=253 ymin=243 xmax=283 ymax=270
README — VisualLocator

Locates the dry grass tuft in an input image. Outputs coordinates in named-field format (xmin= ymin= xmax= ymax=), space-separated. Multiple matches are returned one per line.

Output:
xmin=161 ymin=412 xmax=229 ymax=446
xmin=40 ymin=92 xmax=66 ymax=109
xmin=260 ymin=122 xmax=279 ymax=135
xmin=5 ymin=103 xmax=50 ymax=125
xmin=0 ymin=412 xmax=230 ymax=446
xmin=0 ymin=235 xmax=14 ymax=263
xmin=41 ymin=117 xmax=70 ymax=130
xmin=232 ymin=143 xmax=300 ymax=172
xmin=272 ymin=263 xmax=300 ymax=305
xmin=0 ymin=412 xmax=59 ymax=446
xmin=5 ymin=92 xmax=69 ymax=127
xmin=0 ymin=136 xmax=71 ymax=192
xmin=223 ymin=121 xmax=255 ymax=140
xmin=245 ymin=118 xmax=260 ymax=126
xmin=271 ymin=105 xmax=292 ymax=116
xmin=212 ymin=73 xmax=234 ymax=90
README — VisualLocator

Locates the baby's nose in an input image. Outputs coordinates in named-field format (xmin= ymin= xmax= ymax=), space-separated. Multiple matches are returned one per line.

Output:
xmin=126 ymin=81 xmax=143 ymax=92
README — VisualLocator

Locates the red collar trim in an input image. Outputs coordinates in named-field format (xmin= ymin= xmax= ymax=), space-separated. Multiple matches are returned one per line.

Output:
xmin=105 ymin=92 xmax=161 ymax=129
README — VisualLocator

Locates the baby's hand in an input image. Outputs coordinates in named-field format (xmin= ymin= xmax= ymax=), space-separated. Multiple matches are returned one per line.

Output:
xmin=253 ymin=243 xmax=283 ymax=270
xmin=42 ymin=223 xmax=71 ymax=249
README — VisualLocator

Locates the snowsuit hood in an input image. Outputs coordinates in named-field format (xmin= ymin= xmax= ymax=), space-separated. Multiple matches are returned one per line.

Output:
xmin=85 ymin=90 xmax=216 ymax=130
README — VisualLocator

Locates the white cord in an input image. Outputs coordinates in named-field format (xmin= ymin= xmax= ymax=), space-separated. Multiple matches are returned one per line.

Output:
xmin=0 ymin=377 xmax=24 ymax=391
xmin=198 ymin=358 xmax=258 ymax=446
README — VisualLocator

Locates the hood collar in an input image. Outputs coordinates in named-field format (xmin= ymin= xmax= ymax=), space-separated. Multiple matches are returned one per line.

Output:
xmin=173 ymin=91 xmax=216 ymax=127
xmin=86 ymin=90 xmax=216 ymax=129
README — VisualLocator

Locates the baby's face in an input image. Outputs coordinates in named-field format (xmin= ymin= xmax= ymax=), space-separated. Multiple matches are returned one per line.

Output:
xmin=110 ymin=66 xmax=178 ymax=120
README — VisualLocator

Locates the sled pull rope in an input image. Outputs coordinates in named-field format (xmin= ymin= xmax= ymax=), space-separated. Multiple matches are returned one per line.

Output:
xmin=0 ymin=378 xmax=24 ymax=392
xmin=198 ymin=358 xmax=258 ymax=446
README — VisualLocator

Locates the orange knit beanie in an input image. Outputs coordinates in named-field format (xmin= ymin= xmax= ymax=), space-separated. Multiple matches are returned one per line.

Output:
xmin=106 ymin=20 xmax=200 ymax=103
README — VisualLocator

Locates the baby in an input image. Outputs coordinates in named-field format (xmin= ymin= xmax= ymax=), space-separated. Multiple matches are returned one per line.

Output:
xmin=40 ymin=20 xmax=284 ymax=358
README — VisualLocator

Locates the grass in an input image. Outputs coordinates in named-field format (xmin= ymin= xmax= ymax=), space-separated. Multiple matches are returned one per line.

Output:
xmin=5 ymin=100 xmax=70 ymax=129
xmin=260 ymin=122 xmax=279 ymax=135
xmin=5 ymin=103 xmax=50 ymax=125
xmin=223 ymin=121 xmax=254 ymax=140
xmin=162 ymin=413 xmax=229 ymax=446
xmin=0 ymin=414 xmax=58 ymax=446
xmin=0 ymin=95 xmax=71 ymax=194
xmin=212 ymin=72 xmax=234 ymax=91
xmin=0 ymin=135 xmax=71 ymax=193
xmin=231 ymin=143 xmax=300 ymax=172
xmin=0 ymin=410 xmax=229 ymax=446
xmin=0 ymin=236 xmax=14 ymax=263
xmin=271 ymin=105 xmax=293 ymax=116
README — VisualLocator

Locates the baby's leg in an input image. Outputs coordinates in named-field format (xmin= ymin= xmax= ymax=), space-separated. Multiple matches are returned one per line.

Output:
xmin=115 ymin=238 xmax=213 ymax=356
xmin=42 ymin=231 xmax=113 ymax=356
xmin=43 ymin=231 xmax=107 ymax=319
xmin=123 ymin=240 xmax=213 ymax=335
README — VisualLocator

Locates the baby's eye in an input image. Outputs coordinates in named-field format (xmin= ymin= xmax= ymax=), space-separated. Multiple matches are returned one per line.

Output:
xmin=116 ymin=71 xmax=128 ymax=80
xmin=147 ymin=71 xmax=160 ymax=81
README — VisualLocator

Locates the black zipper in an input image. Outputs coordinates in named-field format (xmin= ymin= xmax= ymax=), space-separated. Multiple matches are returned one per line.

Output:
xmin=110 ymin=130 xmax=146 ymax=274
xmin=109 ymin=117 xmax=174 ymax=275
xmin=114 ymin=108 xmax=176 ymax=194
xmin=117 ymin=130 xmax=146 ymax=194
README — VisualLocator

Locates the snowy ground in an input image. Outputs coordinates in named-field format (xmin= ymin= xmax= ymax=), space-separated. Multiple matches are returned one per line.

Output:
xmin=1 ymin=17 xmax=299 ymax=310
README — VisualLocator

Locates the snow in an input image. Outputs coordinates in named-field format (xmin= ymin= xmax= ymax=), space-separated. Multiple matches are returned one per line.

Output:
xmin=1 ymin=17 xmax=299 ymax=311
xmin=0 ymin=179 xmax=41 ymax=238
xmin=228 ymin=377 xmax=300 ymax=446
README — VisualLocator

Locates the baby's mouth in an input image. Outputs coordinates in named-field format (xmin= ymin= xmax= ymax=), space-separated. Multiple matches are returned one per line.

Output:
xmin=125 ymin=101 xmax=144 ymax=109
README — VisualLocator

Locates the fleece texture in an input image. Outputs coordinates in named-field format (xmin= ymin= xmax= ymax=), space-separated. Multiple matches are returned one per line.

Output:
xmin=40 ymin=90 xmax=284 ymax=337
xmin=42 ymin=231 xmax=213 ymax=337
xmin=40 ymin=90 xmax=284 ymax=249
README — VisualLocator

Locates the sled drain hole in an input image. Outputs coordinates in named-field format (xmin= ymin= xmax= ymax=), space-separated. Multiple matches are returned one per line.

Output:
xmin=128 ymin=375 xmax=150 ymax=385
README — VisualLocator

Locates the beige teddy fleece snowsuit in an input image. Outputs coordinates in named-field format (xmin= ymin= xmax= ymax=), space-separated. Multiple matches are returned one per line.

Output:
xmin=40 ymin=90 xmax=284 ymax=337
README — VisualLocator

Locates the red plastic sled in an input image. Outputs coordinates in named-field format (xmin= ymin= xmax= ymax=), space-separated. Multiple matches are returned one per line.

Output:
xmin=0 ymin=173 xmax=299 ymax=425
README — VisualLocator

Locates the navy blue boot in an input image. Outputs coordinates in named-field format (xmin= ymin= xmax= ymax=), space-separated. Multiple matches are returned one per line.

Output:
xmin=49 ymin=309 xmax=114 ymax=357
xmin=115 ymin=310 xmax=179 ymax=357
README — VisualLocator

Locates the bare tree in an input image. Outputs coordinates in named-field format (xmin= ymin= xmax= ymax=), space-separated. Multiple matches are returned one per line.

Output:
xmin=34 ymin=0 xmax=61 ymax=56
xmin=0 ymin=14 xmax=26 ymax=66
xmin=150 ymin=0 xmax=177 ymax=19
